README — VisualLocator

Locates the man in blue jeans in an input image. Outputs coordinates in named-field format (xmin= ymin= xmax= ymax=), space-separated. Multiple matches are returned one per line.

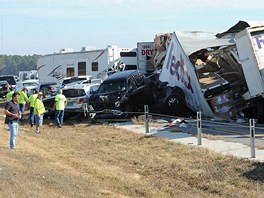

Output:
xmin=18 ymin=87 xmax=29 ymax=122
xmin=4 ymin=92 xmax=21 ymax=149
xmin=53 ymin=89 xmax=67 ymax=128
xmin=28 ymin=89 xmax=39 ymax=127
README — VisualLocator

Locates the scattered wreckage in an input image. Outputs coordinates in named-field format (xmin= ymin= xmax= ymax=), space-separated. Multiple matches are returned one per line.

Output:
xmin=88 ymin=20 xmax=264 ymax=123
xmin=88 ymin=70 xmax=195 ymax=119
xmin=39 ymin=20 xmax=264 ymax=123
xmin=144 ymin=20 xmax=264 ymax=123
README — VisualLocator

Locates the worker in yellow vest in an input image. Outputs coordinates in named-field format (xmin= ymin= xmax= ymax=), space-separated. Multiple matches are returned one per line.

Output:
xmin=53 ymin=89 xmax=67 ymax=128
xmin=34 ymin=92 xmax=46 ymax=134
xmin=6 ymin=87 xmax=14 ymax=101
xmin=18 ymin=87 xmax=29 ymax=121
xmin=28 ymin=89 xmax=39 ymax=127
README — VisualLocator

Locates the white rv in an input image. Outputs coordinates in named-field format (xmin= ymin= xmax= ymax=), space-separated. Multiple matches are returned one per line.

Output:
xmin=37 ymin=45 xmax=137 ymax=84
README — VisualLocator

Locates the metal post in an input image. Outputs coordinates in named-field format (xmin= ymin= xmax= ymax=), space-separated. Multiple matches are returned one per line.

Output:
xmin=250 ymin=119 xmax=256 ymax=158
xmin=144 ymin=105 xmax=149 ymax=133
xmin=83 ymin=103 xmax=88 ymax=117
xmin=197 ymin=111 xmax=202 ymax=145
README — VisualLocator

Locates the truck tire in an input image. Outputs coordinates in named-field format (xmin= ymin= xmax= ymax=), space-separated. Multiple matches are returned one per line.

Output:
xmin=166 ymin=95 xmax=180 ymax=115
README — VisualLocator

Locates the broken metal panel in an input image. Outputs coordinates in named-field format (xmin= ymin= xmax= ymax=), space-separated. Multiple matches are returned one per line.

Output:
xmin=216 ymin=20 xmax=264 ymax=39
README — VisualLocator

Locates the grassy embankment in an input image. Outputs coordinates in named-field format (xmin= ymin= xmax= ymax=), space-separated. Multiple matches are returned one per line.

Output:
xmin=0 ymin=99 xmax=264 ymax=197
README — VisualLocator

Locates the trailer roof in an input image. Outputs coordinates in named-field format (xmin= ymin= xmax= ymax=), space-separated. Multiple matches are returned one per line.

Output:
xmin=175 ymin=31 xmax=234 ymax=56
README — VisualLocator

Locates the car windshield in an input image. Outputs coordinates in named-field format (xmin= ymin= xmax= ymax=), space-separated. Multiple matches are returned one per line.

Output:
xmin=23 ymin=82 xmax=38 ymax=87
xmin=63 ymin=89 xmax=86 ymax=97
xmin=63 ymin=78 xmax=87 ymax=85
xmin=98 ymin=81 xmax=126 ymax=94
xmin=0 ymin=76 xmax=15 ymax=85
xmin=0 ymin=81 xmax=9 ymax=89
xmin=0 ymin=81 xmax=8 ymax=85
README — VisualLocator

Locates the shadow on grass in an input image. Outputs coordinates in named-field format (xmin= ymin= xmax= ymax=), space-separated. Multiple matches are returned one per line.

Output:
xmin=19 ymin=111 xmax=93 ymax=127
xmin=243 ymin=162 xmax=264 ymax=182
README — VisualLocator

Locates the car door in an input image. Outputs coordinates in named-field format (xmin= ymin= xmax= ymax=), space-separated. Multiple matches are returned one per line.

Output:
xmin=127 ymin=75 xmax=150 ymax=109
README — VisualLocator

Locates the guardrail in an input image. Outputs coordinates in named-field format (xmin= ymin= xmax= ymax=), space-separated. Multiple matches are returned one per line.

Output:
xmin=85 ymin=104 xmax=264 ymax=158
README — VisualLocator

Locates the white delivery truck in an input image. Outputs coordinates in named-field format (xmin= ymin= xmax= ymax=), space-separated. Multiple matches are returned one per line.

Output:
xmin=235 ymin=26 xmax=264 ymax=122
xmin=37 ymin=45 xmax=137 ymax=84
xmin=158 ymin=24 xmax=264 ymax=122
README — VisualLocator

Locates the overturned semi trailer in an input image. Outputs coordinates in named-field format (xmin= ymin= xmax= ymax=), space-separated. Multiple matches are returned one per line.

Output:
xmin=156 ymin=21 xmax=264 ymax=122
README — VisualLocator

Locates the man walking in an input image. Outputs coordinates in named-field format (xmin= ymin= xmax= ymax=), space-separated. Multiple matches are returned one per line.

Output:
xmin=28 ymin=89 xmax=38 ymax=127
xmin=34 ymin=92 xmax=46 ymax=134
xmin=4 ymin=92 xmax=22 ymax=149
xmin=18 ymin=87 xmax=29 ymax=121
xmin=53 ymin=89 xmax=67 ymax=128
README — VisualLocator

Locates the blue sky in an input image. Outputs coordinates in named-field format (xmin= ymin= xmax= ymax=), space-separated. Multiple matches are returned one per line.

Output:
xmin=0 ymin=0 xmax=263 ymax=55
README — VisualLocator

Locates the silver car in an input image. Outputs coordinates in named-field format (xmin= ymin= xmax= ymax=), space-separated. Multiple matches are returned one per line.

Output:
xmin=62 ymin=82 xmax=100 ymax=113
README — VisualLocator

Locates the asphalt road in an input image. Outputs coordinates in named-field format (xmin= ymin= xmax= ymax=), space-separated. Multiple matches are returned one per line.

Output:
xmin=181 ymin=119 xmax=264 ymax=148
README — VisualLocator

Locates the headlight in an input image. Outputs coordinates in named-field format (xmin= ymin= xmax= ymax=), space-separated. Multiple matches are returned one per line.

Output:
xmin=115 ymin=101 xmax=121 ymax=107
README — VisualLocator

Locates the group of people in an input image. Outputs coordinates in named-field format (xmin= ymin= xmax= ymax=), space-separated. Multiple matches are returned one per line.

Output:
xmin=3 ymin=88 xmax=67 ymax=149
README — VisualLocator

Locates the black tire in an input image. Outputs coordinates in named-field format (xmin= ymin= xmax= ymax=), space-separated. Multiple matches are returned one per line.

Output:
xmin=166 ymin=96 xmax=180 ymax=114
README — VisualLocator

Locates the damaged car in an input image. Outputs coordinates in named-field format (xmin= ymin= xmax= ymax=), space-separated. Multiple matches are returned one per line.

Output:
xmin=89 ymin=70 xmax=154 ymax=118
xmin=88 ymin=70 xmax=194 ymax=119
xmin=63 ymin=82 xmax=100 ymax=114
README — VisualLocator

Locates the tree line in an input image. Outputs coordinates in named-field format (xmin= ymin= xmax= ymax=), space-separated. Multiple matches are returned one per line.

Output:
xmin=0 ymin=54 xmax=40 ymax=76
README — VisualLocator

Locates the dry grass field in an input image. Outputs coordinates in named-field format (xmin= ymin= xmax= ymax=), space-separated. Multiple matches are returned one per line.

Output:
xmin=1 ymin=100 xmax=264 ymax=198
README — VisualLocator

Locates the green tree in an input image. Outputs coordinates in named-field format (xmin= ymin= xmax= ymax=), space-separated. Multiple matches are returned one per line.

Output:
xmin=0 ymin=54 xmax=40 ymax=76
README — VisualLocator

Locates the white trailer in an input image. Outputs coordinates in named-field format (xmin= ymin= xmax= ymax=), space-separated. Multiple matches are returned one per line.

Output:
xmin=137 ymin=42 xmax=154 ymax=73
xmin=235 ymin=26 xmax=264 ymax=122
xmin=235 ymin=26 xmax=264 ymax=99
xmin=37 ymin=45 xmax=137 ymax=84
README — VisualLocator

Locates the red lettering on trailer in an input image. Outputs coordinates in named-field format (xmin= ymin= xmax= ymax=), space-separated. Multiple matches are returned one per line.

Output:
xmin=141 ymin=49 xmax=153 ymax=56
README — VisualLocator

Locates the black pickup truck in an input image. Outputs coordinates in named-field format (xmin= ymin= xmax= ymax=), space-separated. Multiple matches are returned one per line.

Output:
xmin=88 ymin=70 xmax=194 ymax=119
